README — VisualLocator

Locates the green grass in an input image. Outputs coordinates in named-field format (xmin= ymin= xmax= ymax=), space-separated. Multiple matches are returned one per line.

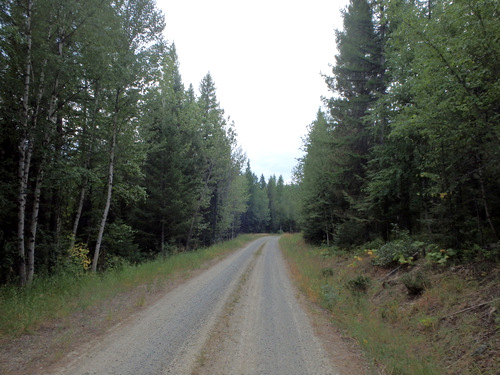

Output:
xmin=280 ymin=233 xmax=445 ymax=375
xmin=0 ymin=234 xmax=261 ymax=338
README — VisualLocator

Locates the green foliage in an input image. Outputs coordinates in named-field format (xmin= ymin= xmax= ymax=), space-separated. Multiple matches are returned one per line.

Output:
xmin=103 ymin=222 xmax=140 ymax=263
xmin=1 ymin=0 xmax=283 ymax=282
xmin=333 ymin=220 xmax=366 ymax=248
xmin=280 ymin=234 xmax=446 ymax=374
xmin=297 ymin=0 xmax=500 ymax=260
xmin=401 ymin=271 xmax=431 ymax=296
xmin=320 ymin=284 xmax=338 ymax=309
xmin=372 ymin=228 xmax=424 ymax=267
xmin=104 ymin=254 xmax=130 ymax=272
xmin=478 ymin=243 xmax=500 ymax=262
xmin=345 ymin=275 xmax=371 ymax=294
xmin=58 ymin=243 xmax=91 ymax=275
xmin=321 ymin=267 xmax=334 ymax=278
xmin=298 ymin=110 xmax=339 ymax=245
xmin=426 ymin=247 xmax=457 ymax=266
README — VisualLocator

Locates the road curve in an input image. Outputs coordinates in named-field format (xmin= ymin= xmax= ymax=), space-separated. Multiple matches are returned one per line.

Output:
xmin=54 ymin=236 xmax=339 ymax=375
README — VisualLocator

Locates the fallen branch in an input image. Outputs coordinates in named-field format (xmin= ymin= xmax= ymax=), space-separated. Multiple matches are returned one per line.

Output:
xmin=381 ymin=264 xmax=402 ymax=281
xmin=440 ymin=299 xmax=498 ymax=321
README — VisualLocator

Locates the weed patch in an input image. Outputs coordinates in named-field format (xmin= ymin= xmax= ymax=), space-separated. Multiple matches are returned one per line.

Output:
xmin=280 ymin=233 xmax=500 ymax=375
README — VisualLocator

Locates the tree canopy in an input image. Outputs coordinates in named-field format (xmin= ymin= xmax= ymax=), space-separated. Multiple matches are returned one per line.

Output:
xmin=0 ymin=0 xmax=299 ymax=286
xmin=298 ymin=0 xmax=500 ymax=256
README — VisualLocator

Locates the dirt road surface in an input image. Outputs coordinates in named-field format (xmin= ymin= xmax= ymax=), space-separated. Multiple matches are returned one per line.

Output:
xmin=52 ymin=236 xmax=366 ymax=375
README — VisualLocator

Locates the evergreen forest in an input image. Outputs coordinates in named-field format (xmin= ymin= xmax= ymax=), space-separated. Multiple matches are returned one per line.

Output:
xmin=1 ymin=0 xmax=499 ymax=288
xmin=298 ymin=0 xmax=500 ymax=259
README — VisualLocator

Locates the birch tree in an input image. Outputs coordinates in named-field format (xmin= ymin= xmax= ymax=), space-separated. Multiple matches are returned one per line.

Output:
xmin=91 ymin=0 xmax=165 ymax=272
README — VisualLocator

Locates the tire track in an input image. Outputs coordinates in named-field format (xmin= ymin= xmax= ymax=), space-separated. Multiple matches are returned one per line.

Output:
xmin=54 ymin=237 xmax=270 ymax=375
xmin=194 ymin=236 xmax=339 ymax=375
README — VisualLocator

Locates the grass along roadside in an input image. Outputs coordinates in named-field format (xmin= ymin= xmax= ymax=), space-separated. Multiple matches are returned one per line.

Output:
xmin=279 ymin=233 xmax=499 ymax=375
xmin=0 ymin=234 xmax=262 ymax=339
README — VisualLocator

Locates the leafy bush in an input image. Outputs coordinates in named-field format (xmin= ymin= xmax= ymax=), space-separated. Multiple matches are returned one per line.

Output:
xmin=104 ymin=254 xmax=130 ymax=271
xmin=426 ymin=247 xmax=457 ymax=265
xmin=346 ymin=275 xmax=371 ymax=294
xmin=103 ymin=221 xmax=140 ymax=263
xmin=401 ymin=271 xmax=431 ymax=296
xmin=55 ymin=243 xmax=91 ymax=276
xmin=372 ymin=227 xmax=424 ymax=267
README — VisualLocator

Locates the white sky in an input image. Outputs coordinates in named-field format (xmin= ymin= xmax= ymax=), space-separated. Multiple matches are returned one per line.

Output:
xmin=157 ymin=0 xmax=348 ymax=183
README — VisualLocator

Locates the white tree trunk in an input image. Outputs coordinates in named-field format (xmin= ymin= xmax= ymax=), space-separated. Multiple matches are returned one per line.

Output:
xmin=70 ymin=183 xmax=87 ymax=250
xmin=71 ymin=82 xmax=99 ymax=249
xmin=27 ymin=165 xmax=43 ymax=284
xmin=91 ymin=90 xmax=119 ymax=272
xmin=91 ymin=130 xmax=115 ymax=272
xmin=17 ymin=0 xmax=33 ymax=286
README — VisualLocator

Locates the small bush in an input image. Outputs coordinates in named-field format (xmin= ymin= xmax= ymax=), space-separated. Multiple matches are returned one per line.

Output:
xmin=346 ymin=275 xmax=371 ymax=294
xmin=320 ymin=283 xmax=337 ymax=309
xmin=104 ymin=254 xmax=130 ymax=271
xmin=426 ymin=246 xmax=457 ymax=265
xmin=372 ymin=227 xmax=424 ymax=267
xmin=321 ymin=267 xmax=334 ymax=278
xmin=401 ymin=271 xmax=431 ymax=296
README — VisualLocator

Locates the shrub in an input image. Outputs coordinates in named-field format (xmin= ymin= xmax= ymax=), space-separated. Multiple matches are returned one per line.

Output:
xmin=346 ymin=275 xmax=371 ymax=294
xmin=103 ymin=221 xmax=140 ymax=263
xmin=401 ymin=271 xmax=431 ymax=296
xmin=372 ymin=227 xmax=424 ymax=267
xmin=321 ymin=267 xmax=334 ymax=278
xmin=426 ymin=247 xmax=457 ymax=265
xmin=55 ymin=243 xmax=91 ymax=276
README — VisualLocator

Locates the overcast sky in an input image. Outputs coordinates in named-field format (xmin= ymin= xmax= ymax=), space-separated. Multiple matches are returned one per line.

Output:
xmin=157 ymin=0 xmax=349 ymax=183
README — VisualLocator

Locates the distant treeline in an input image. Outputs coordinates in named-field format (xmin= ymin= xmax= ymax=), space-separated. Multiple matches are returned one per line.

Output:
xmin=297 ymin=0 xmax=500 ymax=253
xmin=0 ymin=0 xmax=299 ymax=285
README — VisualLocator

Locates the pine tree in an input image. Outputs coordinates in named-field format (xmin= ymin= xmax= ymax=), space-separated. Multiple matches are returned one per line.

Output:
xmin=322 ymin=0 xmax=384 ymax=245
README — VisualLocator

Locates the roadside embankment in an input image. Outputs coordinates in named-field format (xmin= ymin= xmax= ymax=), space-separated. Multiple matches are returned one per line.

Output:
xmin=280 ymin=233 xmax=499 ymax=375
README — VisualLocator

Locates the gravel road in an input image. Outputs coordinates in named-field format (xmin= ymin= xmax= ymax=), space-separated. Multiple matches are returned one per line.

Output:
xmin=54 ymin=236 xmax=340 ymax=375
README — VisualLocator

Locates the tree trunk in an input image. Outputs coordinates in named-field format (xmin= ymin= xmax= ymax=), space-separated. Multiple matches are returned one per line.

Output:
xmin=91 ymin=90 xmax=119 ymax=272
xmin=70 ymin=182 xmax=87 ymax=250
xmin=477 ymin=162 xmax=498 ymax=241
xmin=17 ymin=141 xmax=31 ymax=286
xmin=186 ymin=165 xmax=214 ymax=250
xmin=17 ymin=0 xmax=33 ymax=286
xmin=91 ymin=128 xmax=115 ymax=272
xmin=71 ymin=81 xmax=99 ymax=249
xmin=27 ymin=164 xmax=44 ymax=284
xmin=160 ymin=218 xmax=165 ymax=254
